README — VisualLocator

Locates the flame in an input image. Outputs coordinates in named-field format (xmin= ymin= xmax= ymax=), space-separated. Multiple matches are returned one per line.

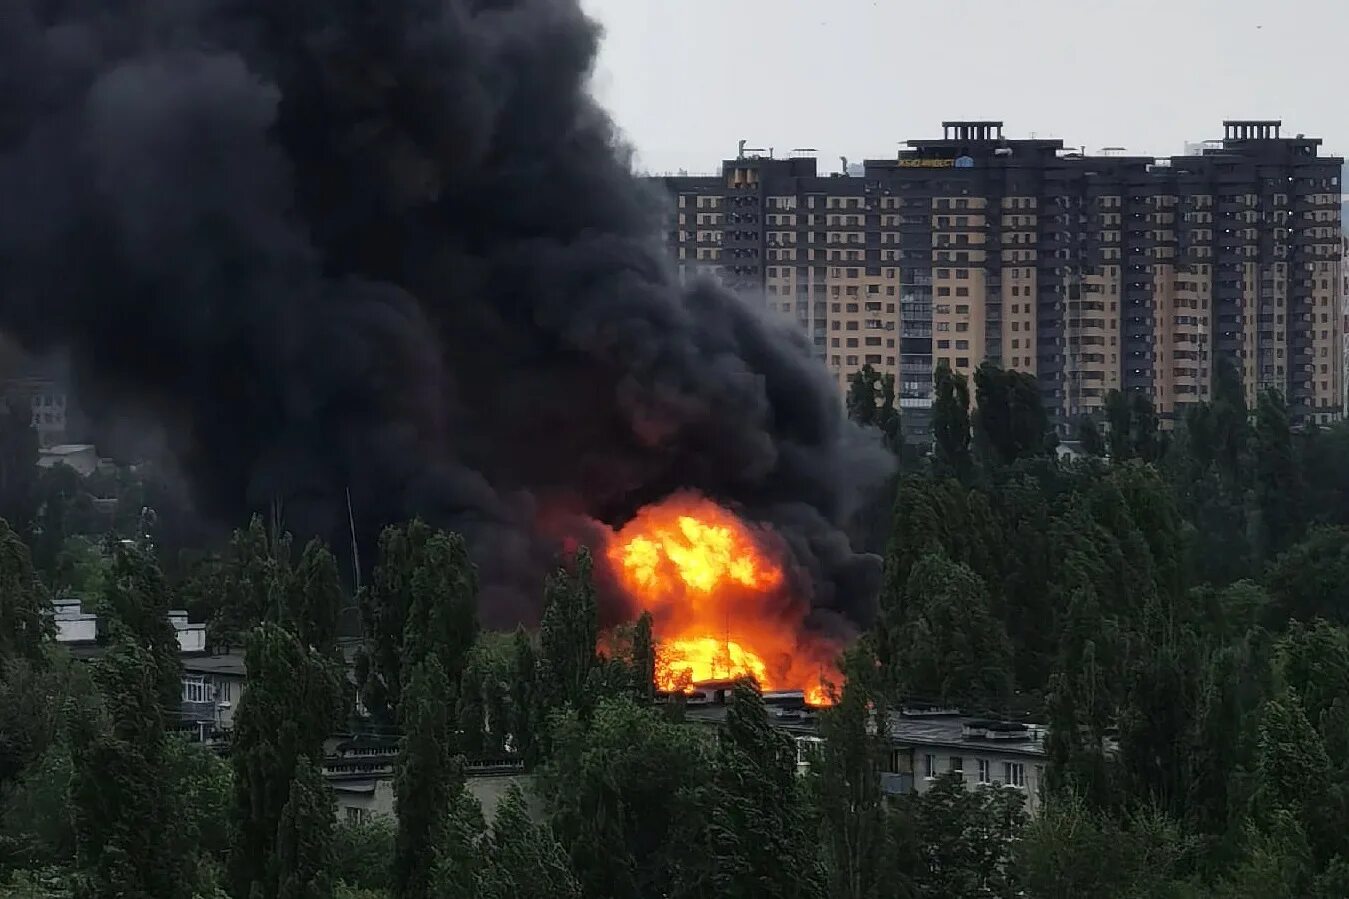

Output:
xmin=603 ymin=492 xmax=839 ymax=705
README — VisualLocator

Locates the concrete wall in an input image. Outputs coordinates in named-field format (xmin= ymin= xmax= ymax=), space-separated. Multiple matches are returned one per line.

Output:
xmin=331 ymin=773 xmax=539 ymax=825
xmin=908 ymin=747 xmax=1044 ymax=815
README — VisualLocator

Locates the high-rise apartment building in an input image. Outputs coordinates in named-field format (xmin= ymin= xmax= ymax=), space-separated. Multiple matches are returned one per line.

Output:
xmin=654 ymin=121 xmax=1344 ymax=433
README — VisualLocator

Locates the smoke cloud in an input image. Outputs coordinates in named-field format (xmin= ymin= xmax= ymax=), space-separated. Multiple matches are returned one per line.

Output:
xmin=0 ymin=0 xmax=893 ymax=626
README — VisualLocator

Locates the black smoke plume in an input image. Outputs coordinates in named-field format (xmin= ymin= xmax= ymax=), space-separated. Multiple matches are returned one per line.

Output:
xmin=0 ymin=0 xmax=893 ymax=626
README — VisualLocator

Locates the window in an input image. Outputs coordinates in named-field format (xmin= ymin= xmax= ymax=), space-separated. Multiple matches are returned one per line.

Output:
xmin=955 ymin=287 xmax=969 ymax=297
xmin=949 ymin=756 xmax=964 ymax=776
xmin=220 ymin=680 xmax=232 ymax=702
xmin=956 ymin=340 xmax=969 ymax=350
xmin=182 ymin=676 xmax=210 ymax=703
xmin=924 ymin=754 xmax=936 ymax=778
xmin=955 ymin=304 xmax=970 ymax=314
xmin=1004 ymin=762 xmax=1026 ymax=788
xmin=345 ymin=807 xmax=370 ymax=825
xmin=957 ymin=357 xmax=970 ymax=368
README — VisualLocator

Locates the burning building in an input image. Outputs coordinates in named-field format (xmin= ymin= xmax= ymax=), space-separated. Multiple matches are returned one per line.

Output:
xmin=0 ymin=0 xmax=892 ymax=670
xmin=600 ymin=492 xmax=841 ymax=704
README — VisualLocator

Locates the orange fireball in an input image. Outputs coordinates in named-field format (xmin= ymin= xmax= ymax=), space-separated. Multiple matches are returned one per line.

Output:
xmin=604 ymin=492 xmax=839 ymax=705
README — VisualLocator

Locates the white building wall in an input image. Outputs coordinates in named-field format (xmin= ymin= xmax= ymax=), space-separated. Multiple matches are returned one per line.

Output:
xmin=910 ymin=747 xmax=1045 ymax=815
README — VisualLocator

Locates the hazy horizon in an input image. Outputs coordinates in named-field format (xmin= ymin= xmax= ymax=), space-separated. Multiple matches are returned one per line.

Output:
xmin=582 ymin=0 xmax=1349 ymax=176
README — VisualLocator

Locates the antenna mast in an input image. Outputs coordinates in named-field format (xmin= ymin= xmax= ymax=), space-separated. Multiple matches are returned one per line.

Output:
xmin=346 ymin=488 xmax=361 ymax=592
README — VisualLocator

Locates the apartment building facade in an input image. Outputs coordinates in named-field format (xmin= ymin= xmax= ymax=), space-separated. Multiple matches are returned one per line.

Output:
xmin=654 ymin=120 xmax=1344 ymax=432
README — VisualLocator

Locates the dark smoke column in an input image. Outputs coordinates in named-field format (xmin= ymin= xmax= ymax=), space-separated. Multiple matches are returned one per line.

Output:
xmin=0 ymin=0 xmax=892 ymax=625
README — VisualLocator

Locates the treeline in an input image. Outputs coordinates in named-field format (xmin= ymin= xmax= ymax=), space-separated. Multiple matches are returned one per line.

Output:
xmin=846 ymin=357 xmax=1349 ymax=896
xmin=0 ymin=510 xmax=1029 ymax=899
xmin=8 ymin=352 xmax=1349 ymax=897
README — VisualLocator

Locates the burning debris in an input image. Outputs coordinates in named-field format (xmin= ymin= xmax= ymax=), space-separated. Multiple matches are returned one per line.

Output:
xmin=0 ymin=0 xmax=891 ymax=633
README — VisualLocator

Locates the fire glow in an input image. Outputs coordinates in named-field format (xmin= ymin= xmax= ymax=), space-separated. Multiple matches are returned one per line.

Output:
xmin=604 ymin=493 xmax=839 ymax=706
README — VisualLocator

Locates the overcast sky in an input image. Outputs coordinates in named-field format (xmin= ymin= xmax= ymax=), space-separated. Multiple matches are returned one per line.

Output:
xmin=580 ymin=0 xmax=1348 ymax=176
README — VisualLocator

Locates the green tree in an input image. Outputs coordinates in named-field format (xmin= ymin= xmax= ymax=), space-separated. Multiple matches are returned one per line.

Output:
xmin=1253 ymin=692 xmax=1332 ymax=853
xmin=1273 ymin=620 xmax=1349 ymax=730
xmin=510 ymin=628 xmax=541 ymax=763
xmin=330 ymin=815 xmax=394 ymax=894
xmin=884 ymin=553 xmax=1012 ymax=709
xmin=1105 ymin=390 xmax=1133 ymax=461
xmin=1254 ymin=389 xmax=1303 ymax=558
xmin=356 ymin=522 xmax=478 ymax=723
xmin=1265 ymin=527 xmax=1349 ymax=626
xmin=1210 ymin=355 xmax=1252 ymax=490
xmin=539 ymin=549 xmax=598 ymax=713
xmin=0 ymin=404 xmax=38 ymax=537
xmin=427 ymin=788 xmax=487 ymax=898
xmin=810 ymin=677 xmax=910 ymax=899
xmin=457 ymin=635 xmax=515 ymax=757
xmin=1215 ymin=812 xmax=1316 ymax=898
xmin=1076 ymin=416 xmax=1106 ymax=458
xmin=909 ymin=774 xmax=1025 ymax=899
xmin=98 ymin=541 xmax=181 ymax=714
xmin=1017 ymin=793 xmax=1196 ymax=899
xmin=480 ymin=784 xmax=580 ymax=899
xmin=848 ymin=365 xmax=902 ymax=455
xmin=932 ymin=360 xmax=972 ymax=479
xmin=69 ymin=636 xmax=186 ymax=898
xmin=1116 ymin=615 xmax=1204 ymax=819
xmin=272 ymin=756 xmax=334 ymax=899
xmin=847 ymin=364 xmax=882 ymax=427
xmin=285 ymin=540 xmax=344 ymax=657
xmin=209 ymin=515 xmax=289 ymax=650
xmin=630 ymin=612 xmax=656 ymax=702
xmin=0 ymin=867 xmax=77 ymax=898
xmin=0 ymin=518 xmax=50 ymax=667
xmin=697 ymin=680 xmax=822 ymax=899
xmin=162 ymin=736 xmax=234 ymax=876
xmin=393 ymin=657 xmax=462 ymax=899
xmin=49 ymin=536 xmax=110 ymax=602
xmin=229 ymin=623 xmax=342 ymax=899
xmin=541 ymin=695 xmax=710 ymax=899
xmin=1130 ymin=392 xmax=1160 ymax=463
xmin=975 ymin=364 xmax=1050 ymax=466
xmin=28 ymin=465 xmax=93 ymax=578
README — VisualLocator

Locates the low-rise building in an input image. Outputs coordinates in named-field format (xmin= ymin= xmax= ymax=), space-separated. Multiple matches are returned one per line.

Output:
xmin=882 ymin=711 xmax=1047 ymax=815
xmin=180 ymin=652 xmax=247 ymax=742
xmin=37 ymin=443 xmax=98 ymax=476
xmin=321 ymin=734 xmax=535 ymax=825
xmin=685 ymin=691 xmax=1048 ymax=815
xmin=53 ymin=596 xmax=207 ymax=658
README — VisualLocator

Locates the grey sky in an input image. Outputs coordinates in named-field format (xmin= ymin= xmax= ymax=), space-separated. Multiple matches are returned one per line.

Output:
xmin=580 ymin=0 xmax=1347 ymax=175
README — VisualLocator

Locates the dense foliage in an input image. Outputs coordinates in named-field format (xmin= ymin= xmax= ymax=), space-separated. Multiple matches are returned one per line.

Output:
xmin=7 ymin=361 xmax=1349 ymax=897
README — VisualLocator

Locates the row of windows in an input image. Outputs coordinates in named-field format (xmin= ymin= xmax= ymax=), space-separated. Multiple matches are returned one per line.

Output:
xmin=921 ymin=754 xmax=1032 ymax=787
xmin=831 ymin=355 xmax=895 ymax=367
xmin=182 ymin=676 xmax=233 ymax=703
